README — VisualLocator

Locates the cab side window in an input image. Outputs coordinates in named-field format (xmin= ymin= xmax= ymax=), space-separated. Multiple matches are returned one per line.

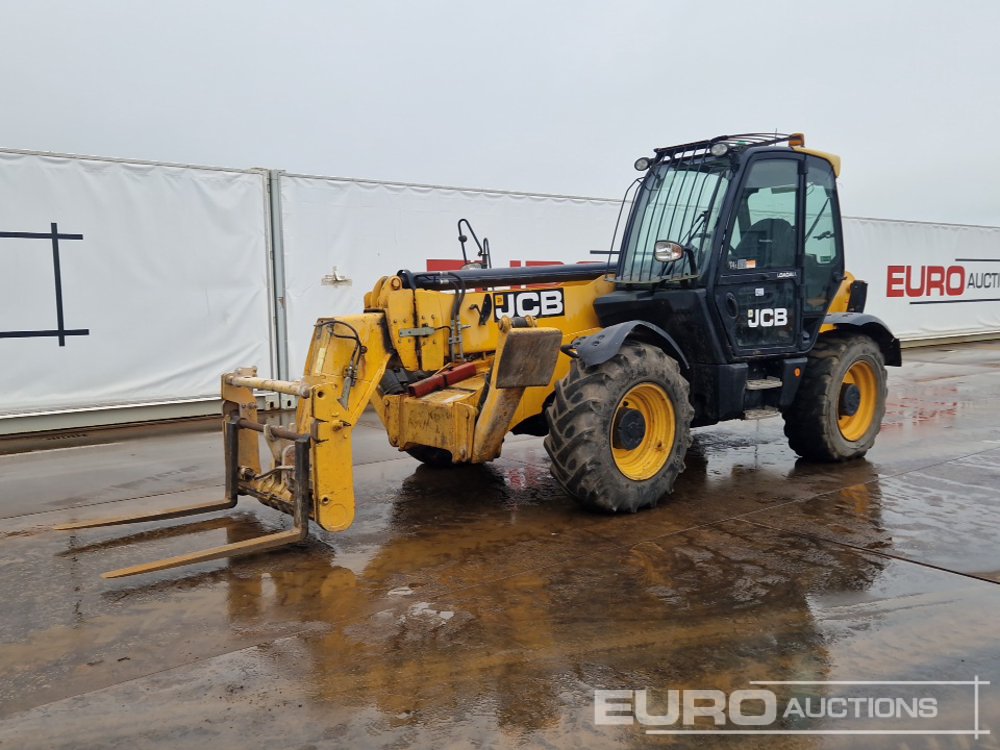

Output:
xmin=802 ymin=157 xmax=843 ymax=313
xmin=726 ymin=159 xmax=798 ymax=271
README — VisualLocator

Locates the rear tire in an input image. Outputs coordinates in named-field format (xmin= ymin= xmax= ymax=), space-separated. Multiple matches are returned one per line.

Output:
xmin=405 ymin=445 xmax=454 ymax=468
xmin=783 ymin=333 xmax=887 ymax=461
xmin=544 ymin=342 xmax=693 ymax=512
xmin=378 ymin=371 xmax=457 ymax=468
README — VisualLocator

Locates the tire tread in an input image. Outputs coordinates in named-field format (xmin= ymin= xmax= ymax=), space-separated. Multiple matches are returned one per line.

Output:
xmin=544 ymin=343 xmax=693 ymax=512
xmin=783 ymin=333 xmax=887 ymax=462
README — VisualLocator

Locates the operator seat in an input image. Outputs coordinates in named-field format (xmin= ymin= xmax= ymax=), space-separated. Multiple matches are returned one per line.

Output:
xmin=732 ymin=218 xmax=796 ymax=268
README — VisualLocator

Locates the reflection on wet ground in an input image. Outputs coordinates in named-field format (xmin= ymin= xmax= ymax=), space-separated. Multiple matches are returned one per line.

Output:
xmin=1 ymin=342 xmax=999 ymax=748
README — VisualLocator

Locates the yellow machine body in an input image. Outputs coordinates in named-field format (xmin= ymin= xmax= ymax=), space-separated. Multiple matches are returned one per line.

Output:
xmin=224 ymin=273 xmax=613 ymax=534
xmin=56 ymin=133 xmax=896 ymax=580
xmin=229 ymin=267 xmax=855 ymax=536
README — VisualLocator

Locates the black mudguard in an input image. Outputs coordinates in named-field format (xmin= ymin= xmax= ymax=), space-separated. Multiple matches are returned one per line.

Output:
xmin=573 ymin=321 xmax=689 ymax=370
xmin=824 ymin=312 xmax=902 ymax=366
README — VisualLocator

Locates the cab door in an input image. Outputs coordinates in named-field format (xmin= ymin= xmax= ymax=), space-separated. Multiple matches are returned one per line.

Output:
xmin=713 ymin=154 xmax=803 ymax=357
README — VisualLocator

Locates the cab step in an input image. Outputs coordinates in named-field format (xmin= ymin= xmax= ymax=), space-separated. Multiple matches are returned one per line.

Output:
xmin=743 ymin=407 xmax=781 ymax=420
xmin=746 ymin=377 xmax=782 ymax=391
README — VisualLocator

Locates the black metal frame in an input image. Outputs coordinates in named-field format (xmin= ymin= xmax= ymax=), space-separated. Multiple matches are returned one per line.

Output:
xmin=618 ymin=150 xmax=730 ymax=284
xmin=650 ymin=132 xmax=797 ymax=162
xmin=0 ymin=223 xmax=90 ymax=345
xmin=616 ymin=133 xmax=800 ymax=285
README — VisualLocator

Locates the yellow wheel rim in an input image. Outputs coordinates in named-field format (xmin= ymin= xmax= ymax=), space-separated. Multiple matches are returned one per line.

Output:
xmin=838 ymin=360 xmax=878 ymax=442
xmin=611 ymin=382 xmax=676 ymax=480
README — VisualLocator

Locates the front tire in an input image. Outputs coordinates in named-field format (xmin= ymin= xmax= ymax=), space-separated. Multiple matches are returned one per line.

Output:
xmin=783 ymin=333 xmax=888 ymax=461
xmin=544 ymin=342 xmax=693 ymax=512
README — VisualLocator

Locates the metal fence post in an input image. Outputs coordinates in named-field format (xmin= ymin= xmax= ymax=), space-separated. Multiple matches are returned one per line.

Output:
xmin=267 ymin=169 xmax=291 ymax=391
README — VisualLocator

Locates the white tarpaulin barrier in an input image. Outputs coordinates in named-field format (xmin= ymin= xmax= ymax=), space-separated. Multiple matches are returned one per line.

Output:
xmin=0 ymin=150 xmax=273 ymax=416
xmin=4 ymin=149 xmax=999 ymax=430
xmin=278 ymin=175 xmax=623 ymax=375
xmin=844 ymin=218 xmax=1000 ymax=341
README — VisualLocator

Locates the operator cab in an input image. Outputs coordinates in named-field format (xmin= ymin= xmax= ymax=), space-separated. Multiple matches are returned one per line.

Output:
xmin=607 ymin=133 xmax=845 ymax=361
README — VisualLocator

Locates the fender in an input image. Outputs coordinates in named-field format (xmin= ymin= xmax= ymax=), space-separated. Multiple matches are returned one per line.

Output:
xmin=823 ymin=312 xmax=902 ymax=367
xmin=573 ymin=321 xmax=689 ymax=370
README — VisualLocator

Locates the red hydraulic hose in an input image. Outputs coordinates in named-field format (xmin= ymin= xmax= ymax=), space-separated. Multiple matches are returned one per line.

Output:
xmin=407 ymin=362 xmax=479 ymax=397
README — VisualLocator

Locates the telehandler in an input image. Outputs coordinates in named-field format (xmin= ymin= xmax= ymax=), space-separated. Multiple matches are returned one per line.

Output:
xmin=59 ymin=133 xmax=900 ymax=578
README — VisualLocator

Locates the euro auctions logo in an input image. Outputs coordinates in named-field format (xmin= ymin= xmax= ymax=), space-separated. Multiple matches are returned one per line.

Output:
xmin=594 ymin=678 xmax=989 ymax=738
xmin=887 ymin=259 xmax=1000 ymax=304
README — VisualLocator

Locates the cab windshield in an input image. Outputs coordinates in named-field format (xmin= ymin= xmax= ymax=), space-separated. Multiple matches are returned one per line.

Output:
xmin=618 ymin=159 xmax=731 ymax=283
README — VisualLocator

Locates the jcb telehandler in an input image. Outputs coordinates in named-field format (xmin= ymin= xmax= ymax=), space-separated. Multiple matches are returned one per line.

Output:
xmin=59 ymin=133 xmax=900 ymax=578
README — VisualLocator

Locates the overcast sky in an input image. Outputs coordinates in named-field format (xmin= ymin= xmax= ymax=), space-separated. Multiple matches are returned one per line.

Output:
xmin=4 ymin=1 xmax=999 ymax=225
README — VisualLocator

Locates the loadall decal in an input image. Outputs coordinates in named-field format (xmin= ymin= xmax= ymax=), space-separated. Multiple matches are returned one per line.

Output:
xmin=493 ymin=289 xmax=565 ymax=320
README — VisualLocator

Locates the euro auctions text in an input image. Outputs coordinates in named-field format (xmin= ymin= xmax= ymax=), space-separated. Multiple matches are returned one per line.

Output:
xmin=594 ymin=678 xmax=989 ymax=738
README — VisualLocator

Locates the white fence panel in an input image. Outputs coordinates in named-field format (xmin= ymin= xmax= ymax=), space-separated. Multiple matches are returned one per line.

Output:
xmin=844 ymin=218 xmax=1000 ymax=341
xmin=0 ymin=150 xmax=273 ymax=416
xmin=279 ymin=175 xmax=622 ymax=375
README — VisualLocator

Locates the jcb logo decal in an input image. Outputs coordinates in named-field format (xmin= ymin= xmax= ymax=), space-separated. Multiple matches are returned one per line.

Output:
xmin=494 ymin=289 xmax=565 ymax=320
xmin=747 ymin=307 xmax=789 ymax=328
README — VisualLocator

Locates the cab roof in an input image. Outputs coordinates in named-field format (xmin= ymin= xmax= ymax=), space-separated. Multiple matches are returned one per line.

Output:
xmin=647 ymin=132 xmax=840 ymax=177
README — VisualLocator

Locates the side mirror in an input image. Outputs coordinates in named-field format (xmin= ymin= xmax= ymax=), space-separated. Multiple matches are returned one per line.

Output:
xmin=653 ymin=240 xmax=685 ymax=263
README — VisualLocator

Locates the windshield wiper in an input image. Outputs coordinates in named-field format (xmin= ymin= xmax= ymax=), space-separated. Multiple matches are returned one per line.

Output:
xmin=682 ymin=209 xmax=709 ymax=246
xmin=804 ymin=195 xmax=831 ymax=240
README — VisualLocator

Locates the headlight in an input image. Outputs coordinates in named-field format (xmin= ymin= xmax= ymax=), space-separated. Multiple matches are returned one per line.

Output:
xmin=653 ymin=241 xmax=685 ymax=263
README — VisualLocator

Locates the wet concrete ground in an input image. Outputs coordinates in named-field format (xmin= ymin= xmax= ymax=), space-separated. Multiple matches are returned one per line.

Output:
xmin=1 ymin=341 xmax=999 ymax=749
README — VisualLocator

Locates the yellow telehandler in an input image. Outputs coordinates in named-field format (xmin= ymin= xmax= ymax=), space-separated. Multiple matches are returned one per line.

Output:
xmin=58 ymin=133 xmax=900 ymax=578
